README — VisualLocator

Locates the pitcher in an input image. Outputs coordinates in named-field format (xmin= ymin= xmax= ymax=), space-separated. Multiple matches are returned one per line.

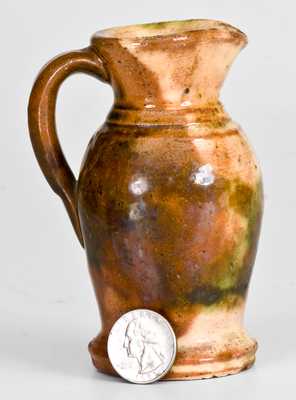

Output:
xmin=28 ymin=19 xmax=263 ymax=380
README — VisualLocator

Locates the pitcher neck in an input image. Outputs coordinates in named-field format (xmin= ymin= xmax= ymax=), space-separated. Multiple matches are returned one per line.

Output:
xmin=92 ymin=19 xmax=247 ymax=126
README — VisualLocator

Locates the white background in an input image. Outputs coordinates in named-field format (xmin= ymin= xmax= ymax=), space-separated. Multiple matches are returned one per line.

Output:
xmin=1 ymin=1 xmax=295 ymax=398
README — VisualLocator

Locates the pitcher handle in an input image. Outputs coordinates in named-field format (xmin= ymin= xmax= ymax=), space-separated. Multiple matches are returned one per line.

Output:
xmin=28 ymin=47 xmax=109 ymax=247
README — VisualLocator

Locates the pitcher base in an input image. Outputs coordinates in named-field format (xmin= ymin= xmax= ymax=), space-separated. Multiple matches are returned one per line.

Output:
xmin=88 ymin=333 xmax=257 ymax=381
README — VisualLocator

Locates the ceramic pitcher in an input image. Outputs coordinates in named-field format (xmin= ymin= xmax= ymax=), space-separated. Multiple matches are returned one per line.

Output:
xmin=28 ymin=19 xmax=263 ymax=380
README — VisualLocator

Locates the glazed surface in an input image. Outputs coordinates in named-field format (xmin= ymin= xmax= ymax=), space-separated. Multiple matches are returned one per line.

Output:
xmin=83 ymin=21 xmax=261 ymax=379
xmin=78 ymin=120 xmax=262 ymax=378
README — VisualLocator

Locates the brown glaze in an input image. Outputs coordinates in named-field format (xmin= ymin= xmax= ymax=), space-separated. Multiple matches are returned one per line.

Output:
xmin=28 ymin=19 xmax=263 ymax=380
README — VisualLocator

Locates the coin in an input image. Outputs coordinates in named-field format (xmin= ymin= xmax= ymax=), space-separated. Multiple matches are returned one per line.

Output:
xmin=107 ymin=309 xmax=177 ymax=384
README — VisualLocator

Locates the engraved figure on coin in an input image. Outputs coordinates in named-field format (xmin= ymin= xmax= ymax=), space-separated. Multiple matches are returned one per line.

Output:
xmin=123 ymin=317 xmax=164 ymax=374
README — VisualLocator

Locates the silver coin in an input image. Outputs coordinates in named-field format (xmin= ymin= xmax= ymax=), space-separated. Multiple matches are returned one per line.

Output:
xmin=107 ymin=309 xmax=176 ymax=384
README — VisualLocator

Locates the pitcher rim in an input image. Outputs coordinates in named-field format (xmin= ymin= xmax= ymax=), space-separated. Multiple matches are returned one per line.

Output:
xmin=92 ymin=18 xmax=247 ymax=44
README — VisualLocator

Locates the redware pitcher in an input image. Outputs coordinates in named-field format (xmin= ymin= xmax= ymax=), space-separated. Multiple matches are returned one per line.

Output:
xmin=28 ymin=19 xmax=263 ymax=380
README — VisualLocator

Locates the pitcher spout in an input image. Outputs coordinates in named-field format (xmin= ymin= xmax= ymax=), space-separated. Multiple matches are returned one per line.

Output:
xmin=92 ymin=19 xmax=247 ymax=113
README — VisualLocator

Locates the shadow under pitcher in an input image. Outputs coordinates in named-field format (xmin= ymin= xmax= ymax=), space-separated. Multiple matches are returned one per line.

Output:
xmin=28 ymin=19 xmax=263 ymax=380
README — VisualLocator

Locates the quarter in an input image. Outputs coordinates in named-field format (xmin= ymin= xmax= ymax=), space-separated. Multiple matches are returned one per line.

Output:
xmin=107 ymin=309 xmax=177 ymax=384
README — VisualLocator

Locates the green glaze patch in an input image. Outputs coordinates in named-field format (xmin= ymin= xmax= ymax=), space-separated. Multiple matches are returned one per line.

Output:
xmin=184 ymin=176 xmax=263 ymax=306
xmin=216 ymin=178 xmax=262 ymax=291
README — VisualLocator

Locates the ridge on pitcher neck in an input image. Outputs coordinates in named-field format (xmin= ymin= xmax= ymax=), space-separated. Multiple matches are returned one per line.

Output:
xmin=106 ymin=102 xmax=231 ymax=127
xmin=91 ymin=19 xmax=247 ymax=126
